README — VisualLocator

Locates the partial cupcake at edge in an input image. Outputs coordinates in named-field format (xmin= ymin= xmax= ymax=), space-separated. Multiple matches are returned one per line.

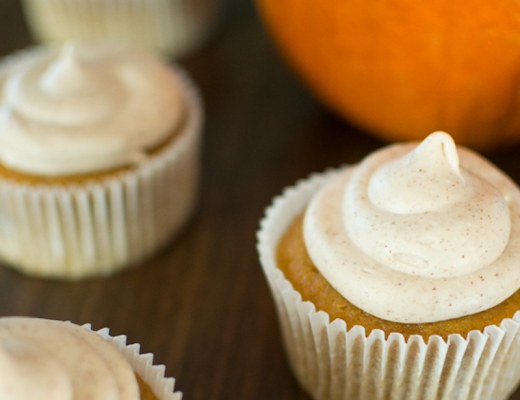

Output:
xmin=20 ymin=0 xmax=223 ymax=59
xmin=0 ymin=316 xmax=181 ymax=399
xmin=258 ymin=132 xmax=520 ymax=400
xmin=0 ymin=41 xmax=203 ymax=279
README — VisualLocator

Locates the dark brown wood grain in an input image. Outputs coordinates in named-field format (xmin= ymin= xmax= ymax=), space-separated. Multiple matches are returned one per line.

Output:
xmin=1 ymin=1 xmax=520 ymax=399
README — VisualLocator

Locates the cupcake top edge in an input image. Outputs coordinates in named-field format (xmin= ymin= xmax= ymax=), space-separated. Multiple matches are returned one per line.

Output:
xmin=0 ymin=42 xmax=185 ymax=177
xmin=303 ymin=131 xmax=520 ymax=323
xmin=0 ymin=316 xmax=155 ymax=400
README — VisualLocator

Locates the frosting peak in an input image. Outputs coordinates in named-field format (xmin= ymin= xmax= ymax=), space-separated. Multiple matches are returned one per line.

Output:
xmin=38 ymin=42 xmax=117 ymax=102
xmin=5 ymin=43 xmax=124 ymax=127
xmin=40 ymin=43 xmax=101 ymax=96
xmin=346 ymin=132 xmax=511 ymax=278
xmin=304 ymin=132 xmax=520 ymax=323
xmin=368 ymin=132 xmax=464 ymax=214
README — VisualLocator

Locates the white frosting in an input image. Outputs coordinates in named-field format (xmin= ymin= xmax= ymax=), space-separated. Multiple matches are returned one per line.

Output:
xmin=0 ymin=42 xmax=184 ymax=176
xmin=0 ymin=317 xmax=140 ymax=400
xmin=304 ymin=132 xmax=520 ymax=323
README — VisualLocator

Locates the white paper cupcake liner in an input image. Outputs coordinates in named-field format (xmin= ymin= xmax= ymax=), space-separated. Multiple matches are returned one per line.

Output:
xmin=0 ymin=63 xmax=203 ymax=280
xmin=21 ymin=0 xmax=222 ymax=58
xmin=257 ymin=167 xmax=520 ymax=400
xmin=84 ymin=323 xmax=182 ymax=400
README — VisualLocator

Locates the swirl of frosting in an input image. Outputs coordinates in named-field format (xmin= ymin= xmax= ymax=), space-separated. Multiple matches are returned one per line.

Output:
xmin=304 ymin=132 xmax=520 ymax=323
xmin=0 ymin=317 xmax=140 ymax=400
xmin=0 ymin=42 xmax=184 ymax=176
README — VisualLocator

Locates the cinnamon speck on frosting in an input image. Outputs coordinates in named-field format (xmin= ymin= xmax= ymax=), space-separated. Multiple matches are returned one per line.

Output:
xmin=303 ymin=132 xmax=520 ymax=323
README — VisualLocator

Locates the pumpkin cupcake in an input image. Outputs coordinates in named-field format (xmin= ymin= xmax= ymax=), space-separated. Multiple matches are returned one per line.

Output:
xmin=258 ymin=132 xmax=520 ymax=399
xmin=0 ymin=42 xmax=203 ymax=279
xmin=0 ymin=316 xmax=181 ymax=399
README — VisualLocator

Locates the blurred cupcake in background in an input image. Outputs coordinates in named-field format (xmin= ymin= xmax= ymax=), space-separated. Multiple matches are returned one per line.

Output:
xmin=20 ymin=0 xmax=222 ymax=58
xmin=0 ymin=316 xmax=182 ymax=399
xmin=0 ymin=42 xmax=203 ymax=279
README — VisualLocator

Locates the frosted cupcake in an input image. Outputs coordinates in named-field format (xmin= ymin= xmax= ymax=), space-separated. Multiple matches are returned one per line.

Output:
xmin=0 ymin=316 xmax=181 ymax=399
xmin=258 ymin=132 xmax=520 ymax=399
xmin=0 ymin=42 xmax=203 ymax=279
xmin=20 ymin=0 xmax=222 ymax=59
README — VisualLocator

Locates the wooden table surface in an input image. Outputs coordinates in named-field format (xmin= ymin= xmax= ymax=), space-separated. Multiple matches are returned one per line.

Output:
xmin=2 ymin=1 xmax=520 ymax=399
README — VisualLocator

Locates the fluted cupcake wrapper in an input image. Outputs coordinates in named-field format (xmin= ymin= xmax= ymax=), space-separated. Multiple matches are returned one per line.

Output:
xmin=257 ymin=168 xmax=520 ymax=400
xmin=84 ymin=323 xmax=182 ymax=400
xmin=21 ymin=0 xmax=222 ymax=58
xmin=0 ymin=64 xmax=203 ymax=279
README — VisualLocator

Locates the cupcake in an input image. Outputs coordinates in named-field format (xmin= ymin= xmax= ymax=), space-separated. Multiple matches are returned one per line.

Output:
xmin=0 ymin=42 xmax=203 ymax=279
xmin=0 ymin=316 xmax=181 ymax=399
xmin=20 ymin=0 xmax=222 ymax=59
xmin=258 ymin=132 xmax=520 ymax=399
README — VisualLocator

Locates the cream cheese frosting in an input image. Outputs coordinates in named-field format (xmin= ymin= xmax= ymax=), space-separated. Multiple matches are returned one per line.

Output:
xmin=0 ymin=42 xmax=184 ymax=176
xmin=0 ymin=317 xmax=140 ymax=400
xmin=304 ymin=132 xmax=520 ymax=323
